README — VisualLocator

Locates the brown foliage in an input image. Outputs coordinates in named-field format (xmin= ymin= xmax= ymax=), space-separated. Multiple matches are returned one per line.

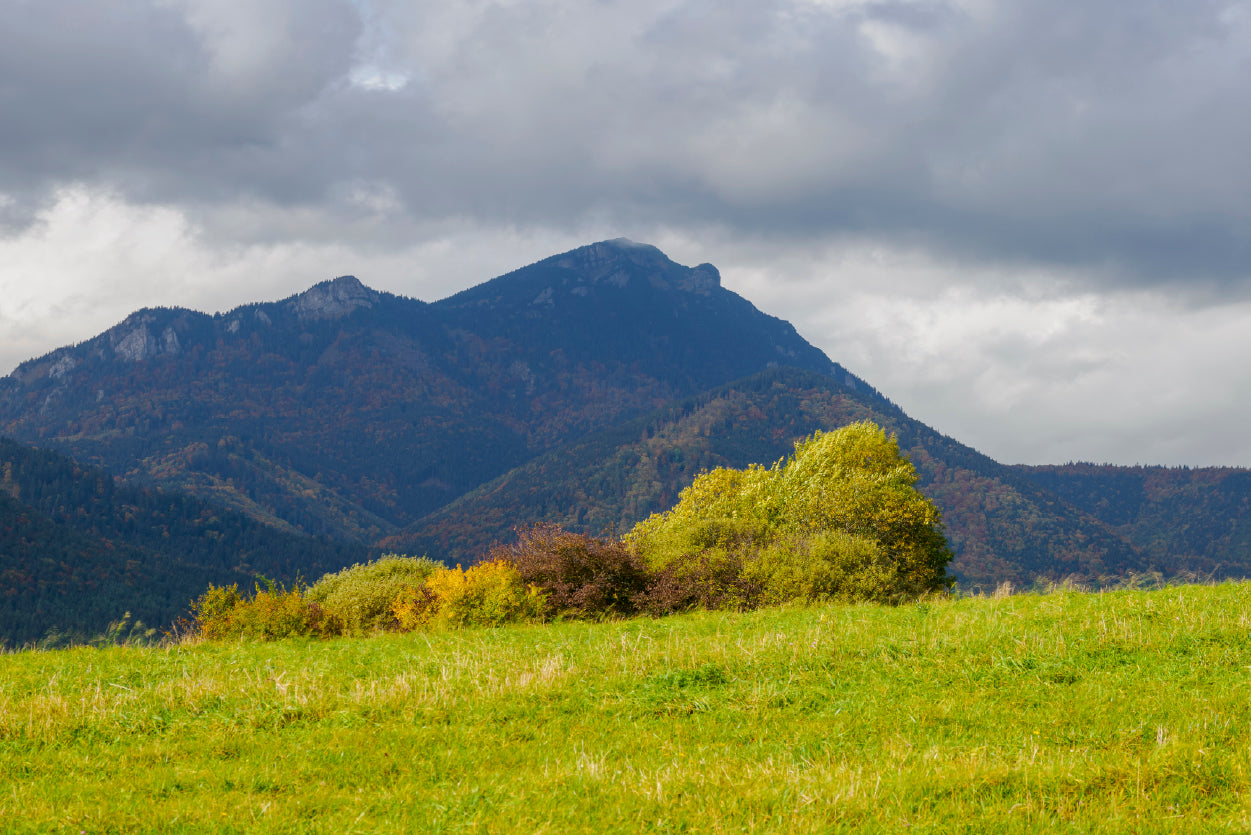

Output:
xmin=491 ymin=523 xmax=650 ymax=617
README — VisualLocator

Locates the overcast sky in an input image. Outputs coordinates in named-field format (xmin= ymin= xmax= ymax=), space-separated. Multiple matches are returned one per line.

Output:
xmin=3 ymin=0 xmax=1250 ymax=467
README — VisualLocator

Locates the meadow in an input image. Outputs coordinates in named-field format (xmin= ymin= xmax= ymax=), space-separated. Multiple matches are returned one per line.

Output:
xmin=2 ymin=582 xmax=1250 ymax=833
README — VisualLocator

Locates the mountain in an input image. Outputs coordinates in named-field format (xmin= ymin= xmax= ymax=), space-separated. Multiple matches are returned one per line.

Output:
xmin=3 ymin=238 xmax=1250 ymax=611
xmin=0 ymin=240 xmax=844 ymax=542
xmin=0 ymin=438 xmax=368 ymax=646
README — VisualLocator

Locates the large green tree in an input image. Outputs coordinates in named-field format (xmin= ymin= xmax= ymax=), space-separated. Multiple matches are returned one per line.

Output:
xmin=626 ymin=421 xmax=953 ymax=603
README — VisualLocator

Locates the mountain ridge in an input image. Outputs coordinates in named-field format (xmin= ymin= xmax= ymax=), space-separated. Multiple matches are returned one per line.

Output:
xmin=0 ymin=239 xmax=842 ymax=540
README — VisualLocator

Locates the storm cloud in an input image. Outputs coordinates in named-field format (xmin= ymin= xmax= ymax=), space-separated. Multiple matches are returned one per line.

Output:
xmin=3 ymin=0 xmax=1250 ymax=465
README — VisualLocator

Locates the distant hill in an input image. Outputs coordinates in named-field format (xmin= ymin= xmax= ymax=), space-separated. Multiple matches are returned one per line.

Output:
xmin=1015 ymin=463 xmax=1251 ymax=578
xmin=0 ymin=438 xmax=368 ymax=646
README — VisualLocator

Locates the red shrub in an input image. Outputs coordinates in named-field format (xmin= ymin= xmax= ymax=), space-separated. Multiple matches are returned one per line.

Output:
xmin=491 ymin=524 xmax=649 ymax=618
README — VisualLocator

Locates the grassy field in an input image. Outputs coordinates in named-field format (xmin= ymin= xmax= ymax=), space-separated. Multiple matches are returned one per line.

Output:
xmin=2 ymin=583 xmax=1251 ymax=833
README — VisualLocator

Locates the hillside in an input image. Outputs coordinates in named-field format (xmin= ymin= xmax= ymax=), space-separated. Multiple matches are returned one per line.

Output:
xmin=1016 ymin=463 xmax=1251 ymax=577
xmin=0 ymin=438 xmax=368 ymax=646
xmin=391 ymin=368 xmax=1153 ymax=589
xmin=4 ymin=585 xmax=1251 ymax=832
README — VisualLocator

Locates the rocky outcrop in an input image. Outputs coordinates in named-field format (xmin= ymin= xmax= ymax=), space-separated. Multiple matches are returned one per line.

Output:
xmin=287 ymin=275 xmax=379 ymax=321
xmin=107 ymin=314 xmax=184 ymax=363
xmin=680 ymin=263 xmax=721 ymax=295
xmin=113 ymin=320 xmax=159 ymax=362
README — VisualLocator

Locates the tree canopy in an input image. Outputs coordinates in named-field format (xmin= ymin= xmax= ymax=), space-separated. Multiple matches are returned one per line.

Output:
xmin=625 ymin=421 xmax=953 ymax=603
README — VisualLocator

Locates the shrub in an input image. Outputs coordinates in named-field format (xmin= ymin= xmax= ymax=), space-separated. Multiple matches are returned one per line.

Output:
xmin=190 ymin=583 xmax=244 ymax=640
xmin=389 ymin=585 xmax=441 ymax=631
xmin=306 ymin=555 xmax=442 ymax=634
xmin=635 ymin=549 xmax=762 ymax=616
xmin=775 ymin=426 xmax=952 ymax=599
xmin=190 ymin=582 xmax=342 ymax=641
xmin=390 ymin=560 xmax=547 ymax=630
xmin=627 ymin=470 xmax=776 ymax=569
xmin=744 ymin=532 xmax=898 ymax=605
xmin=491 ymin=524 xmax=650 ymax=618
xmin=629 ymin=515 xmax=771 ymax=577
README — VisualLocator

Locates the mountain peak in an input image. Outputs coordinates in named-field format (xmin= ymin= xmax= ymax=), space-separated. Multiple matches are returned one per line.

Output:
xmin=551 ymin=239 xmax=720 ymax=295
xmin=602 ymin=236 xmax=656 ymax=252
xmin=287 ymin=275 xmax=379 ymax=321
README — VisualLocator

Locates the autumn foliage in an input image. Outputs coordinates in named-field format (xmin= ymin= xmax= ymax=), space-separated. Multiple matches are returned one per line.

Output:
xmin=190 ymin=422 xmax=953 ymax=640
xmin=490 ymin=524 xmax=650 ymax=617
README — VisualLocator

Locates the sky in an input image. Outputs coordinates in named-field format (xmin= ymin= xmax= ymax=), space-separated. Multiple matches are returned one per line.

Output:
xmin=2 ymin=0 xmax=1250 ymax=467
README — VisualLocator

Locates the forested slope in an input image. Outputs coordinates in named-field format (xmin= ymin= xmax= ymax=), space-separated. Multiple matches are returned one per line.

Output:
xmin=1017 ymin=463 xmax=1251 ymax=577
xmin=392 ymin=368 xmax=1156 ymax=589
xmin=0 ymin=438 xmax=367 ymax=645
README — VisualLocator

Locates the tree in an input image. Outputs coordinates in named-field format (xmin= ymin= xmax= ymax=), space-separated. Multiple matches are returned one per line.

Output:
xmin=625 ymin=421 xmax=953 ymax=603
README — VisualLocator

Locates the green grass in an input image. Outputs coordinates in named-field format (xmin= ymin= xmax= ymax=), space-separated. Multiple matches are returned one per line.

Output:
xmin=3 ymin=583 xmax=1251 ymax=833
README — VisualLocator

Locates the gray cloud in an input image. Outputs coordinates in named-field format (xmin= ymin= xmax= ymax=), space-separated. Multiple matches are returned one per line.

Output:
xmin=3 ymin=0 xmax=1249 ymax=287
xmin=0 ymin=0 xmax=360 ymax=210
xmin=3 ymin=0 xmax=1251 ymax=464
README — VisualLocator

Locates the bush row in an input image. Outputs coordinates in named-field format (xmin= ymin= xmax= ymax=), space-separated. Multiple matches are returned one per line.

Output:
xmin=189 ymin=424 xmax=953 ymax=641
xmin=190 ymin=522 xmax=934 ymax=641
xmin=188 ymin=556 xmax=547 ymax=641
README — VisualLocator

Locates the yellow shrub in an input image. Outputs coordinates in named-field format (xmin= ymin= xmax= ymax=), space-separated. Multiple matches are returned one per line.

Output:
xmin=191 ymin=584 xmax=244 ymax=640
xmin=308 ymin=555 xmax=441 ymax=634
xmin=390 ymin=560 xmax=547 ymax=630
xmin=389 ymin=585 xmax=439 ymax=631
xmin=190 ymin=582 xmax=342 ymax=641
